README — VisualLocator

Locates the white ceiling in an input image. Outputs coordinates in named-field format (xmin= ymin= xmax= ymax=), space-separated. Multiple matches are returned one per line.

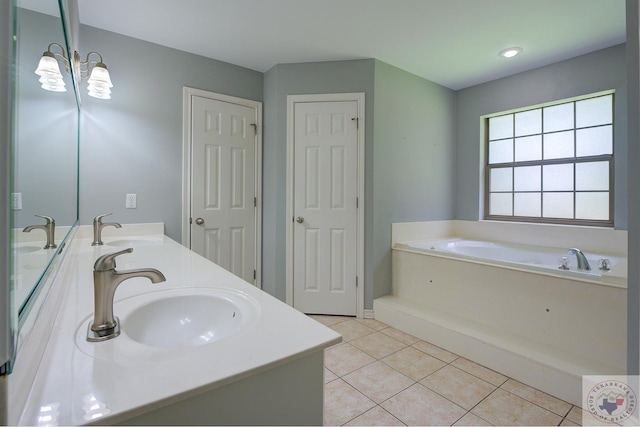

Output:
xmin=29 ymin=0 xmax=628 ymax=90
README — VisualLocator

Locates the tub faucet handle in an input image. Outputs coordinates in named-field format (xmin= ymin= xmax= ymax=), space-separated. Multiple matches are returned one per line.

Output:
xmin=558 ymin=257 xmax=570 ymax=270
xmin=598 ymin=258 xmax=611 ymax=271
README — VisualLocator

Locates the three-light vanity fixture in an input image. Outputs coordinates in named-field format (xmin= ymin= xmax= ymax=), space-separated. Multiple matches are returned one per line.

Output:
xmin=35 ymin=43 xmax=113 ymax=99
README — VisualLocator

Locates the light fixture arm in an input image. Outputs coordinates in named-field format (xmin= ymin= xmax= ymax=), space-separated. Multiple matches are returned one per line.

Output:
xmin=44 ymin=42 xmax=71 ymax=74
xmin=76 ymin=51 xmax=105 ymax=81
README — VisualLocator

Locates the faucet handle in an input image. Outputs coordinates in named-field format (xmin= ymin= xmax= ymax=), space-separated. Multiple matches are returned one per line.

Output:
xmin=93 ymin=213 xmax=113 ymax=223
xmin=94 ymin=248 xmax=133 ymax=272
xmin=34 ymin=214 xmax=55 ymax=224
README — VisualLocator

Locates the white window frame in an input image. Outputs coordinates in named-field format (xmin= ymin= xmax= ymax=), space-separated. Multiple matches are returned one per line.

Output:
xmin=483 ymin=90 xmax=614 ymax=227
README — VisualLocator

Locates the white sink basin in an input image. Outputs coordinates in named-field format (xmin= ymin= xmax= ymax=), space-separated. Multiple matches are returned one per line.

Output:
xmin=107 ymin=237 xmax=162 ymax=247
xmin=121 ymin=288 xmax=259 ymax=348
xmin=13 ymin=244 xmax=43 ymax=254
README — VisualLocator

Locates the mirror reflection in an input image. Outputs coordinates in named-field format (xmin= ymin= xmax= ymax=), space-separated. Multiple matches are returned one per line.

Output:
xmin=12 ymin=1 xmax=79 ymax=317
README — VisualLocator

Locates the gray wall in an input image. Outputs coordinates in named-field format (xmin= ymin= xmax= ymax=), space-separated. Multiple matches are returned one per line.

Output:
xmin=78 ymin=25 xmax=263 ymax=241
xmin=3 ymin=3 xmax=637 ymax=422
xmin=76 ymin=25 xmax=632 ymax=317
xmin=261 ymin=59 xmax=457 ymax=308
xmin=262 ymin=59 xmax=375 ymax=302
xmin=455 ymin=44 xmax=628 ymax=229
xmin=15 ymin=9 xmax=78 ymax=229
xmin=372 ymin=61 xmax=456 ymax=301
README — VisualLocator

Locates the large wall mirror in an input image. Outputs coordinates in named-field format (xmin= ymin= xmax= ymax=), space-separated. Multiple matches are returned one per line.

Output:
xmin=12 ymin=0 xmax=79 ymax=324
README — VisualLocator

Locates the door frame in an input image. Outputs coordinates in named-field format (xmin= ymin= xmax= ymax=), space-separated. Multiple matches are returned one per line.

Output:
xmin=285 ymin=93 xmax=365 ymax=318
xmin=182 ymin=87 xmax=263 ymax=288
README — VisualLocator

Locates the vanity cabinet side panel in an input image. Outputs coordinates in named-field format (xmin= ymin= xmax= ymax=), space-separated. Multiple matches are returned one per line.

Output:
xmin=113 ymin=351 xmax=325 ymax=426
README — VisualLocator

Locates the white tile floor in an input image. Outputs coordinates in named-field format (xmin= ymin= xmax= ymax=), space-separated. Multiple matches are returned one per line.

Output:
xmin=313 ymin=315 xmax=585 ymax=426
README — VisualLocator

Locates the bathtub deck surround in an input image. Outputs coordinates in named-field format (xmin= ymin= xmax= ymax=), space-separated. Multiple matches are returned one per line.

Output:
xmin=8 ymin=223 xmax=341 ymax=425
xmin=376 ymin=220 xmax=627 ymax=407
xmin=391 ymin=220 xmax=628 ymax=255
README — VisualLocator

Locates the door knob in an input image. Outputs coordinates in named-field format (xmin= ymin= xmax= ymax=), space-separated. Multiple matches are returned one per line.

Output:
xmin=195 ymin=217 xmax=204 ymax=225
xmin=296 ymin=217 xmax=304 ymax=223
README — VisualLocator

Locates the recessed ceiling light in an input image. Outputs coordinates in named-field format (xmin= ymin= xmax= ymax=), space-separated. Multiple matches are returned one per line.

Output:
xmin=499 ymin=47 xmax=523 ymax=58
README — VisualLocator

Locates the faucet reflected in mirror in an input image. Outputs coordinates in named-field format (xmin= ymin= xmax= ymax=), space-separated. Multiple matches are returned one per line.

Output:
xmin=91 ymin=213 xmax=122 ymax=246
xmin=22 ymin=215 xmax=56 ymax=249
xmin=87 ymin=248 xmax=166 ymax=342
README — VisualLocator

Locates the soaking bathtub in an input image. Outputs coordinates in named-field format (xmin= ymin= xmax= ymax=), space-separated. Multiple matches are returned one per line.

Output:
xmin=398 ymin=238 xmax=626 ymax=285
xmin=374 ymin=230 xmax=627 ymax=406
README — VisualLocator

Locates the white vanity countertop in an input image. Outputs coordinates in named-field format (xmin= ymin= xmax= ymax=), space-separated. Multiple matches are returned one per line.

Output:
xmin=15 ymin=227 xmax=342 ymax=425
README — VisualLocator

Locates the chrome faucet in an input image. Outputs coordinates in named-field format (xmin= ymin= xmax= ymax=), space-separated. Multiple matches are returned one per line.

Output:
xmin=91 ymin=213 xmax=122 ymax=246
xmin=87 ymin=248 xmax=166 ymax=342
xmin=568 ymin=248 xmax=591 ymax=271
xmin=23 ymin=214 xmax=56 ymax=249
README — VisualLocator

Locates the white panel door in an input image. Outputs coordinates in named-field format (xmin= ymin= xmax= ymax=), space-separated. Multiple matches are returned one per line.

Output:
xmin=293 ymin=101 xmax=358 ymax=315
xmin=191 ymin=95 xmax=256 ymax=283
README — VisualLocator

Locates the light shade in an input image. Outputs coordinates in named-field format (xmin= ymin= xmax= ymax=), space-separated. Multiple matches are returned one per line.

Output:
xmin=86 ymin=63 xmax=113 ymax=99
xmin=35 ymin=45 xmax=113 ymax=99
xmin=87 ymin=86 xmax=111 ymax=99
xmin=35 ymin=52 xmax=66 ymax=92
xmin=38 ymin=75 xmax=66 ymax=92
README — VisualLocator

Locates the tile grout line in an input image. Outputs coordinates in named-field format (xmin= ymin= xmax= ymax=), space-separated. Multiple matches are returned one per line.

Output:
xmin=321 ymin=317 xmax=577 ymax=426
xmin=333 ymin=378 xmax=377 ymax=426
xmin=338 ymin=338 xmax=469 ymax=425
xmin=496 ymin=383 xmax=574 ymax=419
xmin=336 ymin=328 xmax=479 ymax=424
xmin=329 ymin=332 xmax=417 ymax=425
xmin=557 ymin=404 xmax=580 ymax=427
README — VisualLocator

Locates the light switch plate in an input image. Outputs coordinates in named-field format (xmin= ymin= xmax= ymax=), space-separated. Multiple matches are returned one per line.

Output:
xmin=11 ymin=193 xmax=22 ymax=210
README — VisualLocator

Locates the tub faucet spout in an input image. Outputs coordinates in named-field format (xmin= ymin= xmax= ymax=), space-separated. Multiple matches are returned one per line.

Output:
xmin=87 ymin=248 xmax=166 ymax=342
xmin=568 ymin=248 xmax=591 ymax=271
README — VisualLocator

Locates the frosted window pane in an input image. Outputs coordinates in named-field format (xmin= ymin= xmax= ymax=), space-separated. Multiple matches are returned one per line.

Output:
xmin=515 ymin=109 xmax=541 ymax=137
xmin=576 ymin=125 xmax=612 ymax=157
xmin=543 ymin=193 xmax=574 ymax=218
xmin=543 ymin=131 xmax=574 ymax=159
xmin=489 ymin=115 xmax=513 ymax=140
xmin=490 ymin=168 xmax=512 ymax=192
xmin=543 ymin=103 xmax=574 ymax=132
xmin=576 ymin=192 xmax=609 ymax=220
xmin=515 ymin=135 xmax=542 ymax=161
xmin=514 ymin=166 xmax=540 ymax=191
xmin=514 ymin=193 xmax=541 ymax=217
xmin=576 ymin=95 xmax=612 ymax=128
xmin=576 ymin=162 xmax=609 ymax=191
xmin=489 ymin=139 xmax=513 ymax=164
xmin=543 ymin=164 xmax=574 ymax=191
xmin=490 ymin=193 xmax=512 ymax=216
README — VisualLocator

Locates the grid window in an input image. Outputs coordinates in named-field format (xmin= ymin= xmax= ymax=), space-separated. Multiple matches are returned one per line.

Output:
xmin=485 ymin=92 xmax=613 ymax=226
